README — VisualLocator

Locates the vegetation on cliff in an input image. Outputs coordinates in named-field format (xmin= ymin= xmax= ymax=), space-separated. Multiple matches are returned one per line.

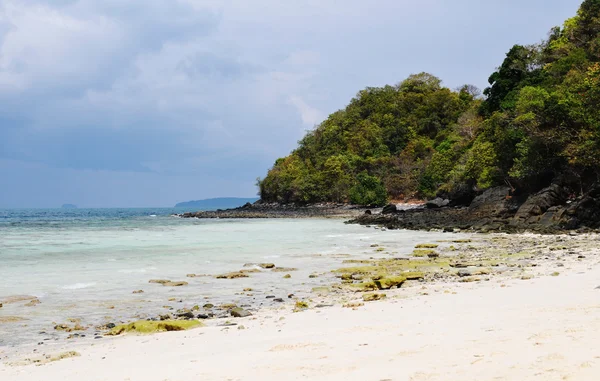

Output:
xmin=259 ymin=0 xmax=600 ymax=206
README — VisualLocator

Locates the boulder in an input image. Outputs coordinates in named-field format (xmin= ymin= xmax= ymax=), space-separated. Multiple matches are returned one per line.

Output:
xmin=382 ymin=204 xmax=397 ymax=214
xmin=468 ymin=186 xmax=518 ymax=218
xmin=513 ymin=184 xmax=568 ymax=223
xmin=230 ymin=308 xmax=252 ymax=318
xmin=426 ymin=198 xmax=449 ymax=209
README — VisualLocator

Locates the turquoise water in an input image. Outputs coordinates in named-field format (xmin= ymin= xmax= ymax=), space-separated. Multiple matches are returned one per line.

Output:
xmin=0 ymin=209 xmax=468 ymax=353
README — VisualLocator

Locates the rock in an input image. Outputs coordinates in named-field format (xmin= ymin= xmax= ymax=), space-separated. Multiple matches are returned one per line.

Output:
xmin=283 ymin=274 xmax=291 ymax=279
xmin=373 ymin=276 xmax=407 ymax=290
xmin=364 ymin=210 xmax=372 ymax=215
xmin=273 ymin=298 xmax=284 ymax=303
xmin=230 ymin=308 xmax=252 ymax=318
xmin=132 ymin=290 xmax=144 ymax=294
xmin=197 ymin=314 xmax=209 ymax=319
xmin=0 ymin=316 xmax=25 ymax=323
xmin=272 ymin=267 xmax=298 ymax=272
xmin=457 ymin=269 xmax=473 ymax=277
xmin=259 ymin=263 xmax=275 ymax=269
xmin=176 ymin=309 xmax=195 ymax=319
xmin=107 ymin=320 xmax=202 ymax=335
xmin=203 ymin=303 xmax=214 ymax=309
xmin=24 ymin=298 xmax=41 ymax=307
xmin=513 ymin=184 xmax=568 ymax=223
xmin=148 ymin=279 xmax=171 ymax=284
xmin=1 ymin=295 xmax=38 ymax=304
xmin=315 ymin=304 xmax=334 ymax=308
xmin=266 ymin=295 xmax=276 ymax=299
xmin=162 ymin=281 xmax=188 ymax=287
xmin=382 ymin=204 xmax=397 ymax=214
xmin=216 ymin=272 xmax=249 ymax=279
xmin=469 ymin=186 xmax=518 ymax=218
xmin=363 ymin=293 xmax=386 ymax=302
xmin=426 ymin=198 xmax=449 ymax=209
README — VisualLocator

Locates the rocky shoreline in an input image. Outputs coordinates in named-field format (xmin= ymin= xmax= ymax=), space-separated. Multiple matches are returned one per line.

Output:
xmin=349 ymin=184 xmax=600 ymax=234
xmin=175 ymin=201 xmax=371 ymax=219
xmin=175 ymin=184 xmax=600 ymax=234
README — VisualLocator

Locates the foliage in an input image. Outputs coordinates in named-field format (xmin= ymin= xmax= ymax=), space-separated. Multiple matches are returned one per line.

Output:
xmin=349 ymin=173 xmax=388 ymax=206
xmin=260 ymin=0 xmax=600 ymax=203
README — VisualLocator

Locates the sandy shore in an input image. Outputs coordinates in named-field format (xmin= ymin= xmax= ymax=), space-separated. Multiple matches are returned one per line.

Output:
xmin=2 ymin=235 xmax=600 ymax=381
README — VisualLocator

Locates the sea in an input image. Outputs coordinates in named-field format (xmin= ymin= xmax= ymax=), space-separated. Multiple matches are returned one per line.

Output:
xmin=0 ymin=208 xmax=467 ymax=354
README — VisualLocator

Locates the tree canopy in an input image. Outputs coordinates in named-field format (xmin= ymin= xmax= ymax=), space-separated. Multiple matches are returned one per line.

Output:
xmin=259 ymin=0 xmax=600 ymax=206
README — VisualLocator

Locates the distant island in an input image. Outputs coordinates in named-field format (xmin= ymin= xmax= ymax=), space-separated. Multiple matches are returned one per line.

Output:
xmin=174 ymin=197 xmax=259 ymax=210
xmin=61 ymin=204 xmax=78 ymax=209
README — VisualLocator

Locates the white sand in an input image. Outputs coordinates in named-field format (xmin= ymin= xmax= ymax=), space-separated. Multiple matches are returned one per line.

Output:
xmin=2 ymin=259 xmax=600 ymax=381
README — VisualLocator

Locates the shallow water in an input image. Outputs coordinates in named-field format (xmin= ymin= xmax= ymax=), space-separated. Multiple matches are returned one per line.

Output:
xmin=0 ymin=208 xmax=469 ymax=351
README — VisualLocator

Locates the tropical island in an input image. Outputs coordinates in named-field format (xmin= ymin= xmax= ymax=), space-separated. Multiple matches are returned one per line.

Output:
xmin=187 ymin=1 xmax=600 ymax=233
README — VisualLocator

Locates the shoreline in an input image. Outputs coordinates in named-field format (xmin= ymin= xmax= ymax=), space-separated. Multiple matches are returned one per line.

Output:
xmin=2 ymin=231 xmax=600 ymax=379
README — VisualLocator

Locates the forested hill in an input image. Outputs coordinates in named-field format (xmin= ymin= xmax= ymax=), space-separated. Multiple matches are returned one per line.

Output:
xmin=259 ymin=0 xmax=600 ymax=207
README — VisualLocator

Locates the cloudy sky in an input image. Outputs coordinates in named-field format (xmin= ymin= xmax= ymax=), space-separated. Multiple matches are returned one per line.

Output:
xmin=0 ymin=0 xmax=583 ymax=208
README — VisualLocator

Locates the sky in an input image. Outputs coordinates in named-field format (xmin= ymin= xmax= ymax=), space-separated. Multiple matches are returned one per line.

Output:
xmin=0 ymin=0 xmax=584 ymax=208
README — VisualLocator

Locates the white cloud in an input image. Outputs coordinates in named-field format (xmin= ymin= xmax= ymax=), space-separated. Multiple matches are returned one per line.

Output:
xmin=288 ymin=95 xmax=323 ymax=127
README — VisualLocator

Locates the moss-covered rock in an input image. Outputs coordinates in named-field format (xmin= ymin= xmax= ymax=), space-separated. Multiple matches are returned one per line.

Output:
xmin=272 ymin=267 xmax=298 ymax=272
xmin=216 ymin=272 xmax=249 ymax=279
xmin=148 ymin=279 xmax=171 ymax=284
xmin=374 ymin=276 xmax=406 ymax=290
xmin=162 ymin=281 xmax=188 ymax=287
xmin=363 ymin=293 xmax=386 ymax=302
xmin=107 ymin=320 xmax=202 ymax=335
xmin=413 ymin=249 xmax=436 ymax=257
xmin=259 ymin=263 xmax=275 ymax=269
xmin=415 ymin=243 xmax=439 ymax=249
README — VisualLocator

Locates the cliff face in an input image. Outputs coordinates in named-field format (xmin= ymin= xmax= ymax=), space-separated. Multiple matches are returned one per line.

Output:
xmin=259 ymin=0 xmax=600 ymax=208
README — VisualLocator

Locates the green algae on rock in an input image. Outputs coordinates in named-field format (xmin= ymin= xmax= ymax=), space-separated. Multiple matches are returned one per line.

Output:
xmin=216 ymin=272 xmax=250 ymax=279
xmin=415 ymin=244 xmax=439 ymax=249
xmin=107 ymin=320 xmax=202 ymax=336
xmin=363 ymin=293 xmax=386 ymax=302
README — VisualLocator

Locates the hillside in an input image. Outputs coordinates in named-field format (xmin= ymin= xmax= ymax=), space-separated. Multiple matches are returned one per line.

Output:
xmin=259 ymin=0 xmax=600 ymax=207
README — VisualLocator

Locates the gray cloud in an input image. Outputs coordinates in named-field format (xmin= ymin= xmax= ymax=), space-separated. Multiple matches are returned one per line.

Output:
xmin=0 ymin=0 xmax=584 ymax=207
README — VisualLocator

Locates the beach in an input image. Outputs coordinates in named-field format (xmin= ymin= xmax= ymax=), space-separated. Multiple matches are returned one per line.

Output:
xmin=2 ymin=240 xmax=599 ymax=380
xmin=2 ymin=209 xmax=600 ymax=380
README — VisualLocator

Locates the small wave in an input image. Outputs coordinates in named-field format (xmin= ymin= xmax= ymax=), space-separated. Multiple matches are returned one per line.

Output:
xmin=62 ymin=282 xmax=96 ymax=290
xmin=262 ymin=255 xmax=280 ymax=259
xmin=149 ymin=215 xmax=157 ymax=217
